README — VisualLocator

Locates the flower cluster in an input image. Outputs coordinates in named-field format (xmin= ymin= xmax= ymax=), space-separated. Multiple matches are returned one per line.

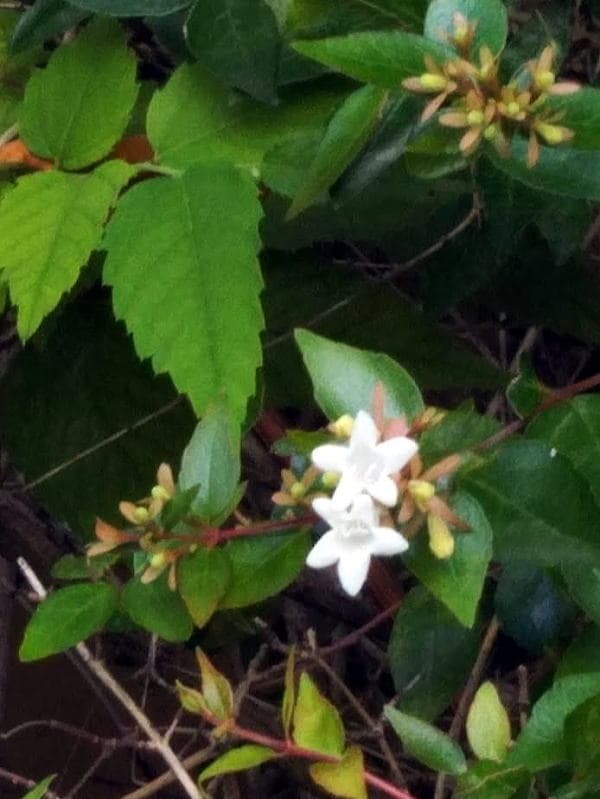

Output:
xmin=403 ymin=14 xmax=579 ymax=167
xmin=306 ymin=410 xmax=419 ymax=596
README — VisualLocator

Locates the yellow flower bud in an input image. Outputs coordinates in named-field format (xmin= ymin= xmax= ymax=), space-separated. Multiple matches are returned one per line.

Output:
xmin=467 ymin=109 xmax=485 ymax=127
xmin=133 ymin=506 xmax=150 ymax=524
xmin=507 ymin=101 xmax=521 ymax=116
xmin=534 ymin=122 xmax=574 ymax=145
xmin=290 ymin=481 xmax=307 ymax=500
xmin=151 ymin=485 xmax=171 ymax=502
xmin=322 ymin=471 xmax=340 ymax=489
xmin=149 ymin=551 xmax=167 ymax=569
xmin=329 ymin=414 xmax=355 ymax=438
xmin=536 ymin=70 xmax=555 ymax=91
xmin=483 ymin=124 xmax=498 ymax=141
xmin=427 ymin=514 xmax=455 ymax=559
xmin=419 ymin=73 xmax=449 ymax=92
xmin=408 ymin=480 xmax=435 ymax=511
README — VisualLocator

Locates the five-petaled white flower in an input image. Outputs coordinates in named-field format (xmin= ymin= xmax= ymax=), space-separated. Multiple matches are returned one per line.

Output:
xmin=307 ymin=495 xmax=409 ymax=596
xmin=311 ymin=410 xmax=418 ymax=509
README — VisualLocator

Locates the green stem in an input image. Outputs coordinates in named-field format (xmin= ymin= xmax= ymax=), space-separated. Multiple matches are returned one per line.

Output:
xmin=136 ymin=162 xmax=182 ymax=178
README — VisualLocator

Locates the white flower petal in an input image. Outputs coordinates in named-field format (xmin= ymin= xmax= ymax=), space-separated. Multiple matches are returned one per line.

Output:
xmin=312 ymin=496 xmax=345 ymax=529
xmin=351 ymin=493 xmax=379 ymax=526
xmin=369 ymin=475 xmax=399 ymax=507
xmin=331 ymin=471 xmax=363 ymax=510
xmin=370 ymin=527 xmax=409 ymax=557
xmin=376 ymin=437 xmax=419 ymax=474
xmin=306 ymin=530 xmax=341 ymax=569
xmin=337 ymin=550 xmax=371 ymax=596
xmin=311 ymin=443 xmax=349 ymax=473
xmin=351 ymin=410 xmax=379 ymax=450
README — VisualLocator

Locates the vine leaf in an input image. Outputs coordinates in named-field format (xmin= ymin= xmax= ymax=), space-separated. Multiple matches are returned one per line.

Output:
xmin=0 ymin=159 xmax=134 ymax=339
xmin=103 ymin=162 xmax=264 ymax=423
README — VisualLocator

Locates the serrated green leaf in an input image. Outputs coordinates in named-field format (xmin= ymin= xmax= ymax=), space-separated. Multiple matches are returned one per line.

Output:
xmin=293 ymin=673 xmax=345 ymax=756
xmin=292 ymin=31 xmax=455 ymax=88
xmin=545 ymin=89 xmax=600 ymax=150
xmin=103 ymin=162 xmax=264 ymax=423
xmin=527 ymin=396 xmax=600 ymax=506
xmin=0 ymin=160 xmax=133 ymax=339
xmin=0 ymin=300 xmax=194 ymax=535
xmin=179 ymin=404 xmax=241 ymax=523
xmin=177 ymin=548 xmax=231 ymax=628
xmin=508 ymin=673 xmax=600 ymax=771
xmin=68 ymin=0 xmax=189 ymax=16
xmin=404 ymin=493 xmax=492 ymax=628
xmin=288 ymin=84 xmax=386 ymax=218
xmin=309 ymin=745 xmax=367 ymax=799
xmin=220 ymin=528 xmax=311 ymax=609
xmin=20 ymin=582 xmax=118 ymax=661
xmin=458 ymin=440 xmax=600 ymax=568
xmin=199 ymin=745 xmax=276 ymax=783
xmin=388 ymin=586 xmax=479 ymax=720
xmin=21 ymin=775 xmax=57 ymax=799
xmin=122 ymin=573 xmax=193 ymax=643
xmin=146 ymin=63 xmax=340 ymax=171
xmin=466 ymin=682 xmax=512 ymax=763
xmin=424 ymin=0 xmax=508 ymax=57
xmin=186 ymin=0 xmax=280 ymax=104
xmin=20 ymin=19 xmax=138 ymax=169
xmin=385 ymin=706 xmax=467 ymax=775
xmin=295 ymin=329 xmax=423 ymax=422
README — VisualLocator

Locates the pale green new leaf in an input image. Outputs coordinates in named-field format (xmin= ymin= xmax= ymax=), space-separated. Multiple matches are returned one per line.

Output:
xmin=309 ymin=746 xmax=367 ymax=799
xmin=466 ymin=682 xmax=512 ymax=763
xmin=103 ymin=162 xmax=264 ymax=423
xmin=199 ymin=745 xmax=276 ymax=783
xmin=20 ymin=18 xmax=138 ymax=169
xmin=20 ymin=582 xmax=118 ymax=661
xmin=385 ymin=706 xmax=467 ymax=775
xmin=293 ymin=673 xmax=345 ymax=756
xmin=21 ymin=775 xmax=57 ymax=799
xmin=0 ymin=160 xmax=133 ymax=339
xmin=289 ymin=85 xmax=386 ymax=218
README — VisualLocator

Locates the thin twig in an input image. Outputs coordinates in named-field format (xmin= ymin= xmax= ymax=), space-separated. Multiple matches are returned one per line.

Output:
xmin=120 ymin=745 xmax=216 ymax=799
xmin=0 ymin=766 xmax=62 ymax=799
xmin=65 ymin=748 xmax=110 ymax=799
xmin=1 ymin=719 xmax=155 ymax=750
xmin=17 ymin=558 xmax=200 ymax=799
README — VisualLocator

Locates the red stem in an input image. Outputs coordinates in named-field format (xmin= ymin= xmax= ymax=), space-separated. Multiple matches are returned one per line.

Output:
xmin=227 ymin=722 xmax=417 ymax=799
xmin=214 ymin=513 xmax=318 ymax=543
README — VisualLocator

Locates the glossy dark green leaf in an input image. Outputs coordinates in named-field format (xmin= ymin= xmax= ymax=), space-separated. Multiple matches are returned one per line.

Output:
xmin=11 ymin=0 xmax=88 ymax=51
xmin=424 ymin=0 xmax=508 ymax=56
xmin=545 ymin=89 xmax=600 ymax=150
xmin=285 ymin=0 xmax=428 ymax=37
xmin=177 ymin=548 xmax=231 ymax=628
xmin=404 ymin=493 xmax=493 ymax=628
xmin=295 ymin=328 xmax=424 ymax=422
xmin=507 ymin=360 xmax=548 ymax=418
xmin=20 ymin=582 xmax=118 ymax=661
xmin=385 ymin=706 xmax=467 ymax=774
xmin=418 ymin=406 xmax=500 ymax=467
xmin=458 ymin=440 xmax=600 ymax=568
xmin=561 ymin=562 xmax=600 ymax=628
xmin=388 ymin=586 xmax=479 ymax=720
xmin=179 ymin=404 xmax=241 ymax=523
xmin=68 ymin=0 xmax=189 ymax=16
xmin=122 ymin=573 xmax=193 ymax=642
xmin=564 ymin=695 xmax=600 ymax=778
xmin=186 ymin=0 xmax=280 ymax=104
xmin=293 ymin=31 xmax=455 ymax=88
xmin=558 ymin=625 xmax=600 ymax=679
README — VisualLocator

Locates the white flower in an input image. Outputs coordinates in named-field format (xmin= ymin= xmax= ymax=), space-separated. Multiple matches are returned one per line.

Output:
xmin=311 ymin=410 xmax=418 ymax=509
xmin=307 ymin=495 xmax=409 ymax=596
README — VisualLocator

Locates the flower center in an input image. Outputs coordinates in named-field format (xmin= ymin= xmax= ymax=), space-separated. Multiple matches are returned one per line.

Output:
xmin=339 ymin=519 xmax=371 ymax=541
xmin=350 ymin=445 xmax=384 ymax=485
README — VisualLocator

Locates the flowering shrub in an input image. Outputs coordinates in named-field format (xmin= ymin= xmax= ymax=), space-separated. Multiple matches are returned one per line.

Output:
xmin=3 ymin=1 xmax=600 ymax=798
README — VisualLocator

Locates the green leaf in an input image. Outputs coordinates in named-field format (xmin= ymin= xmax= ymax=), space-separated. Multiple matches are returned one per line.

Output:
xmin=146 ymin=63 xmax=340 ymax=171
xmin=507 ymin=360 xmax=548 ymax=418
xmin=404 ymin=492 xmax=493 ymax=628
xmin=0 ymin=300 xmax=194 ymax=535
xmin=424 ymin=0 xmax=508 ymax=57
xmin=282 ymin=646 xmax=296 ymax=738
xmin=122 ymin=573 xmax=193 ymax=643
xmin=309 ymin=746 xmax=367 ymax=799
xmin=564 ymin=695 xmax=600 ymax=778
xmin=487 ymin=140 xmax=600 ymax=202
xmin=11 ymin=0 xmax=88 ymax=51
xmin=508 ymin=673 xmax=600 ymax=771
xmin=68 ymin=0 xmax=189 ymax=16
xmin=295 ymin=329 xmax=423 ymax=422
xmin=20 ymin=582 xmax=118 ymax=661
xmin=293 ymin=672 xmax=345 ymax=756
xmin=52 ymin=553 xmax=119 ymax=581
xmin=179 ymin=405 xmax=241 ymax=523
xmin=458 ymin=440 xmax=600 ymax=568
xmin=562 ymin=563 xmax=600 ymax=628
xmin=292 ymin=31 xmax=455 ymax=88
xmin=418 ymin=407 xmax=500 ymax=467
xmin=558 ymin=625 xmax=600 ymax=680
xmin=177 ymin=548 xmax=231 ymax=628
xmin=388 ymin=586 xmax=479 ymax=720
xmin=20 ymin=19 xmax=138 ymax=170
xmin=21 ymin=775 xmax=57 ymax=799
xmin=103 ymin=162 xmax=264 ymax=423
xmin=199 ymin=745 xmax=276 ymax=782
xmin=288 ymin=84 xmax=386 ymax=218
xmin=527 ymin=396 xmax=600 ymax=506
xmin=456 ymin=761 xmax=529 ymax=799
xmin=495 ymin=563 xmax=577 ymax=654
xmin=0 ymin=160 xmax=133 ymax=339
xmin=545 ymin=89 xmax=600 ymax=150
xmin=186 ymin=0 xmax=280 ymax=104
xmin=285 ymin=0 xmax=428 ymax=36
xmin=466 ymin=682 xmax=512 ymax=763
xmin=220 ymin=528 xmax=311 ymax=609
xmin=385 ymin=706 xmax=467 ymax=775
